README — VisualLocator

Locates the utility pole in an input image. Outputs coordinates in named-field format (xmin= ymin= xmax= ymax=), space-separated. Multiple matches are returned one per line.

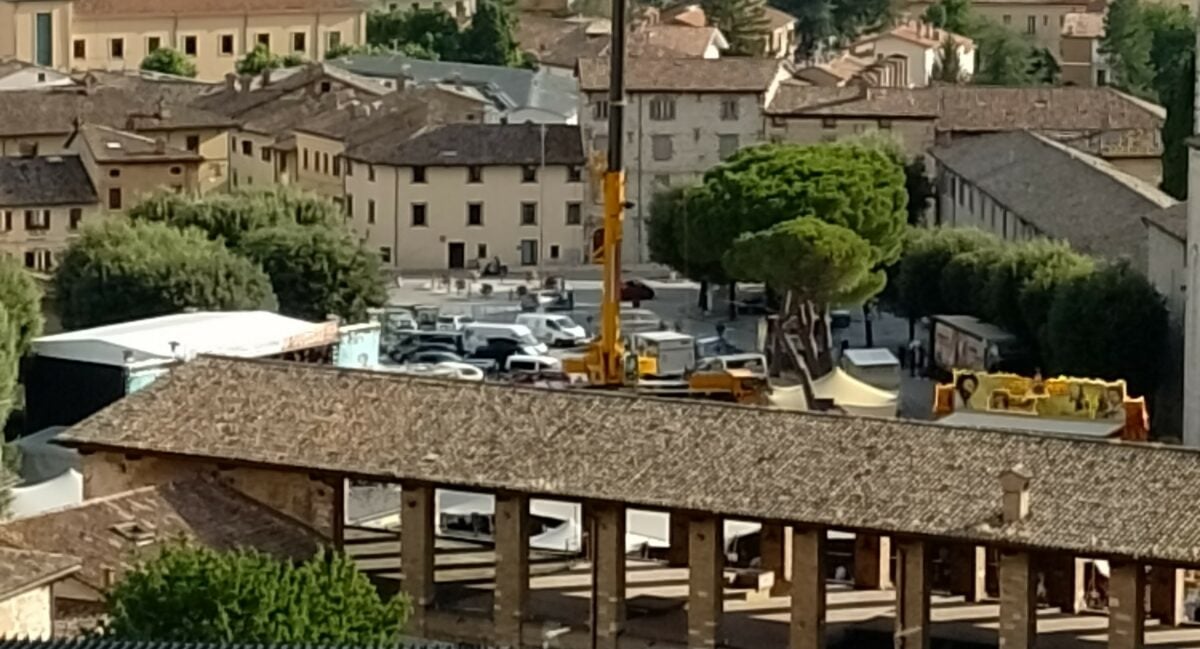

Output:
xmin=1184 ymin=6 xmax=1200 ymax=446
xmin=539 ymin=121 xmax=546 ymax=275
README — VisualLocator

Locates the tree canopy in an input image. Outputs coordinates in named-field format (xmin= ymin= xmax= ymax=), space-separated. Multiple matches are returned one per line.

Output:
xmin=140 ymin=48 xmax=196 ymax=78
xmin=1101 ymin=0 xmax=1154 ymax=96
xmin=105 ymin=545 xmax=410 ymax=644
xmin=702 ymin=0 xmax=770 ymax=55
xmin=238 ymin=224 xmax=387 ymax=323
xmin=128 ymin=188 xmax=339 ymax=247
xmin=54 ymin=220 xmax=276 ymax=330
xmin=235 ymin=44 xmax=305 ymax=75
xmin=366 ymin=1 xmax=527 ymax=67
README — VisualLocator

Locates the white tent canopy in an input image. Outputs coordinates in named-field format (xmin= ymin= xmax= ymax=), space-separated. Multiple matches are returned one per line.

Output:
xmin=812 ymin=367 xmax=898 ymax=418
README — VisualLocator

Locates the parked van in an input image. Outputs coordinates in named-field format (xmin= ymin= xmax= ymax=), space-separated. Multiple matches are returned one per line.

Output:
xmin=515 ymin=314 xmax=587 ymax=347
xmin=505 ymin=355 xmax=562 ymax=373
xmin=435 ymin=314 xmax=475 ymax=331
xmin=463 ymin=323 xmax=548 ymax=355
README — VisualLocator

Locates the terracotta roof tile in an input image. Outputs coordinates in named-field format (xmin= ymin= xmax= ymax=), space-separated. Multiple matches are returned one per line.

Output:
xmin=345 ymin=122 xmax=583 ymax=166
xmin=0 ymin=156 xmax=98 ymax=207
xmin=0 ymin=548 xmax=80 ymax=601
xmin=0 ymin=480 xmax=326 ymax=594
xmin=0 ymin=85 xmax=233 ymax=138
xmin=59 ymin=356 xmax=1200 ymax=565
xmin=577 ymin=57 xmax=786 ymax=92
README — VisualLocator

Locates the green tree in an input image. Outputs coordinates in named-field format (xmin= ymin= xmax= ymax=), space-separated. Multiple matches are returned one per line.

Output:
xmin=780 ymin=0 xmax=832 ymax=60
xmin=140 ymin=48 xmax=197 ymax=78
xmin=890 ymin=226 xmax=999 ymax=324
xmin=128 ymin=188 xmax=339 ymax=248
xmin=54 ymin=221 xmax=276 ymax=330
xmin=973 ymin=22 xmax=1034 ymax=85
xmin=1043 ymin=260 xmax=1167 ymax=396
xmin=1161 ymin=56 xmax=1193 ymax=199
xmin=932 ymin=33 xmax=964 ymax=83
xmin=235 ymin=44 xmax=304 ymax=75
xmin=647 ymin=185 xmax=727 ymax=310
xmin=367 ymin=7 xmax=461 ymax=60
xmin=238 ymin=225 xmax=387 ymax=323
xmin=105 ymin=545 xmax=410 ymax=643
xmin=922 ymin=0 xmax=973 ymax=34
xmin=829 ymin=0 xmax=894 ymax=38
xmin=459 ymin=0 xmax=522 ymax=65
xmin=0 ymin=443 xmax=19 ymax=520
xmin=1101 ymin=0 xmax=1154 ymax=96
xmin=702 ymin=0 xmax=771 ymax=55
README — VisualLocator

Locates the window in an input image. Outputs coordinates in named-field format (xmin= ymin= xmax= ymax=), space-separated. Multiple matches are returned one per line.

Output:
xmin=320 ymin=81 xmax=332 ymax=93
xmin=322 ymin=152 xmax=330 ymax=174
xmin=182 ymin=35 xmax=197 ymax=56
xmin=522 ymin=165 xmax=537 ymax=183
xmin=549 ymin=244 xmax=560 ymax=260
xmin=1097 ymin=69 xmax=1108 ymax=85
xmin=292 ymin=31 xmax=307 ymax=53
xmin=566 ymin=202 xmax=582 ymax=225
xmin=1002 ymin=14 xmax=1011 ymax=24
xmin=24 ymin=250 xmax=51 ymax=271
xmin=718 ymin=134 xmax=739 ymax=161
xmin=1026 ymin=16 xmax=1036 ymax=34
xmin=567 ymin=165 xmax=582 ymax=183
xmin=219 ymin=34 xmax=235 ymax=55
xmin=455 ymin=0 xmax=465 ymax=16
xmin=367 ymin=199 xmax=376 ymax=224
xmin=654 ymin=174 xmax=670 ymax=189
xmin=345 ymin=194 xmax=353 ymax=217
xmin=651 ymin=134 xmax=673 ymax=161
xmin=592 ymin=100 xmax=609 ymax=120
xmin=878 ymin=119 xmax=893 ymax=130
xmin=35 ymin=13 xmax=52 ymax=67
xmin=719 ymin=98 xmax=739 ymax=121
xmin=1060 ymin=14 xmax=1065 ymax=26
xmin=467 ymin=203 xmax=483 ymax=226
xmin=520 ymin=202 xmax=537 ymax=225
xmin=73 ymin=39 xmax=86 ymax=59
xmin=411 ymin=203 xmax=428 ymax=226
xmin=326 ymin=31 xmax=342 ymax=52
xmin=108 ymin=188 xmax=122 ymax=210
xmin=169 ymin=166 xmax=182 ymax=175
xmin=256 ymin=33 xmax=270 ymax=50
xmin=380 ymin=247 xmax=392 ymax=264
xmin=261 ymin=148 xmax=271 ymax=162
xmin=147 ymin=36 xmax=162 ymax=52
xmin=1 ymin=211 xmax=10 ymax=232
xmin=477 ymin=243 xmax=488 ymax=259
xmin=25 ymin=210 xmax=48 ymax=230
xmin=467 ymin=166 xmax=483 ymax=183
xmin=821 ymin=117 xmax=837 ymax=129
xmin=303 ymin=149 xmax=309 ymax=170
xmin=241 ymin=140 xmax=252 ymax=156
xmin=649 ymin=96 xmax=676 ymax=121
xmin=70 ymin=208 xmax=83 ymax=230
xmin=110 ymin=38 xmax=124 ymax=59
xmin=332 ymin=156 xmax=341 ymax=176
xmin=368 ymin=165 xmax=376 ymax=182
xmin=108 ymin=168 xmax=121 ymax=178
xmin=412 ymin=166 xmax=427 ymax=183
xmin=185 ymin=135 xmax=200 ymax=152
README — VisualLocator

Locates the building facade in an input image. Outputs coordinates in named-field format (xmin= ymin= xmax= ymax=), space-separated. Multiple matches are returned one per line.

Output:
xmin=344 ymin=123 xmax=586 ymax=271
xmin=1059 ymin=12 xmax=1107 ymax=87
xmin=0 ymin=155 xmax=99 ymax=272
xmin=67 ymin=123 xmax=203 ymax=212
xmin=847 ymin=20 xmax=975 ymax=86
xmin=906 ymin=0 xmax=1089 ymax=53
xmin=0 ymin=0 xmax=367 ymax=81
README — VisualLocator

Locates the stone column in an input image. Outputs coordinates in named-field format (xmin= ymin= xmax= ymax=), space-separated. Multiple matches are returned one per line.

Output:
xmin=1108 ymin=562 xmax=1146 ymax=649
xmin=894 ymin=539 xmax=931 ymax=649
xmin=1042 ymin=554 xmax=1085 ymax=615
xmin=790 ymin=527 xmax=826 ymax=649
xmin=494 ymin=491 xmax=530 ymax=647
xmin=1148 ymin=566 xmax=1185 ymax=627
xmin=592 ymin=502 xmax=626 ymax=649
xmin=668 ymin=510 xmax=690 ymax=566
xmin=854 ymin=533 xmax=892 ymax=590
xmin=947 ymin=544 xmax=987 ymax=603
xmin=401 ymin=482 xmax=436 ymax=636
xmin=998 ymin=551 xmax=1036 ymax=649
xmin=761 ymin=522 xmax=794 ymax=596
xmin=688 ymin=514 xmax=724 ymax=649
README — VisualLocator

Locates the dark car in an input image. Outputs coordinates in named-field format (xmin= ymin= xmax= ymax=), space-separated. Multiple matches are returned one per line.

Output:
xmin=389 ymin=343 xmax=458 ymax=363
xmin=621 ymin=279 xmax=655 ymax=303
xmin=406 ymin=350 xmax=465 ymax=365
xmin=391 ymin=332 xmax=465 ymax=357
xmin=468 ymin=337 xmax=533 ymax=366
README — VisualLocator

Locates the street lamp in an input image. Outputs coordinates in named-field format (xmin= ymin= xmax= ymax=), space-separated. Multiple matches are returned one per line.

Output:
xmin=538 ymin=121 xmax=546 ymax=276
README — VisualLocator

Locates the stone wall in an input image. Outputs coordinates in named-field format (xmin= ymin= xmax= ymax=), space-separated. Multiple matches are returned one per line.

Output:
xmin=0 ymin=586 xmax=52 ymax=639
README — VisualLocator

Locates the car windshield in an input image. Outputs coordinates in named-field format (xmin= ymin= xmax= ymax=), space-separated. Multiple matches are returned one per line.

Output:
xmin=551 ymin=316 xmax=576 ymax=329
xmin=519 ymin=332 xmax=538 ymax=345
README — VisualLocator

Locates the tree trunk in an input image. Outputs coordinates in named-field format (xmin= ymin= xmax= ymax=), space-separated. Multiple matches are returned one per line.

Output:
xmin=727 ymin=282 xmax=737 ymax=321
xmin=863 ymin=303 xmax=875 ymax=348
xmin=812 ymin=303 xmax=834 ymax=375
xmin=908 ymin=317 xmax=915 ymax=342
xmin=697 ymin=280 xmax=710 ymax=312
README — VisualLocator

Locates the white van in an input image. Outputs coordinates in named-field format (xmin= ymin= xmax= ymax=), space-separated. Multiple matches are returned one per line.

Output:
xmin=435 ymin=314 xmax=474 ymax=331
xmin=515 ymin=314 xmax=587 ymax=347
xmin=463 ymin=323 xmax=549 ymax=355
xmin=505 ymin=355 xmax=562 ymax=373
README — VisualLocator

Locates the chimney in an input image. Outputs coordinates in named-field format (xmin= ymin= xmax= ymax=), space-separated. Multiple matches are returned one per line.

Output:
xmin=262 ymin=67 xmax=273 ymax=87
xmin=451 ymin=71 xmax=463 ymax=89
xmin=82 ymin=72 xmax=97 ymax=96
xmin=225 ymin=72 xmax=237 ymax=92
xmin=153 ymin=137 xmax=167 ymax=154
xmin=239 ymin=74 xmax=253 ymax=93
xmin=999 ymin=464 xmax=1033 ymax=524
xmin=352 ymin=103 xmax=370 ymax=118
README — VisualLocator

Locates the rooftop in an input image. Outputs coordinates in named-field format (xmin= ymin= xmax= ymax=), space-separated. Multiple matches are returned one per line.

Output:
xmin=0 ymin=156 xmax=97 ymax=207
xmin=577 ymin=56 xmax=787 ymax=92
xmin=72 ymin=0 xmax=364 ymax=18
xmin=1142 ymin=202 xmax=1186 ymax=242
xmin=0 ymin=480 xmax=325 ymax=596
xmin=69 ymin=123 xmax=202 ymax=163
xmin=32 ymin=310 xmax=339 ymax=367
xmin=854 ymin=18 xmax=974 ymax=51
xmin=293 ymin=88 xmax=474 ymax=143
xmin=60 ymin=355 xmax=1200 ymax=565
xmin=0 ymin=548 xmax=80 ymax=602
xmin=0 ymin=84 xmax=233 ymax=137
xmin=516 ymin=14 xmax=609 ymax=69
xmin=930 ymin=130 xmax=1176 ymax=266
xmin=345 ymin=122 xmax=584 ymax=167
xmin=192 ymin=63 xmax=390 ymax=125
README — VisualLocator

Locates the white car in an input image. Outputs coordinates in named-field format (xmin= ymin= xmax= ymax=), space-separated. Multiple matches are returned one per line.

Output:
xmin=515 ymin=314 xmax=587 ymax=347
xmin=435 ymin=314 xmax=474 ymax=331
xmin=463 ymin=323 xmax=548 ymax=355
xmin=505 ymin=355 xmax=562 ymax=373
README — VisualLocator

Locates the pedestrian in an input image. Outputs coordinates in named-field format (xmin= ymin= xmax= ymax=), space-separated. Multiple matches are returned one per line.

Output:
xmin=715 ymin=323 xmax=726 ymax=340
xmin=907 ymin=338 xmax=922 ymax=377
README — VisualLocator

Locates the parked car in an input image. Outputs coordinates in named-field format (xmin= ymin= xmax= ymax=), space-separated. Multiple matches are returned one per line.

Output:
xmin=463 ymin=323 xmax=548 ymax=355
xmin=391 ymin=331 xmax=466 ymax=357
xmin=515 ymin=314 xmax=588 ymax=347
xmin=505 ymin=355 xmax=562 ymax=374
xmin=469 ymin=337 xmax=543 ymax=367
xmin=389 ymin=343 xmax=459 ymax=364
xmin=435 ymin=314 xmax=475 ymax=331
xmin=621 ymin=279 xmax=655 ymax=303
xmin=406 ymin=350 xmax=465 ymax=365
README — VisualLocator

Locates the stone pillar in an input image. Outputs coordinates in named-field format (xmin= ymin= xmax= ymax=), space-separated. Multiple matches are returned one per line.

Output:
xmin=592 ymin=502 xmax=626 ymax=649
xmin=1149 ymin=566 xmax=1185 ymax=627
xmin=401 ymin=482 xmax=436 ymax=635
xmin=494 ymin=491 xmax=529 ymax=647
xmin=1042 ymin=554 xmax=1085 ymax=614
xmin=894 ymin=539 xmax=930 ymax=649
xmin=998 ymin=551 xmax=1036 ymax=649
xmin=854 ymin=533 xmax=892 ymax=590
xmin=688 ymin=514 xmax=724 ymax=649
xmin=668 ymin=510 xmax=690 ymax=566
xmin=1108 ymin=562 xmax=1146 ymax=649
xmin=762 ymin=522 xmax=794 ymax=596
xmin=790 ymin=527 xmax=826 ymax=649
xmin=947 ymin=544 xmax=987 ymax=603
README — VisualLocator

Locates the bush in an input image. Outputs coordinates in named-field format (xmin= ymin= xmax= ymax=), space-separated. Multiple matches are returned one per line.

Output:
xmin=140 ymin=48 xmax=197 ymax=77
xmin=128 ymin=188 xmax=339 ymax=247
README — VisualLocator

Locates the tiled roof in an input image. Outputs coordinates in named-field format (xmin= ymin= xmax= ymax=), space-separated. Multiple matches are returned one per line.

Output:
xmin=0 ymin=480 xmax=326 ymax=595
xmin=59 ymin=355 xmax=1200 ymax=565
xmin=191 ymin=63 xmax=390 ymax=124
xmin=661 ymin=3 xmax=707 ymax=27
xmin=516 ymin=14 xmax=609 ymax=69
xmin=931 ymin=130 xmax=1175 ymax=268
xmin=577 ymin=56 xmax=786 ymax=92
xmin=767 ymin=83 xmax=940 ymax=116
xmin=854 ymin=18 xmax=973 ymax=51
xmin=73 ymin=0 xmax=364 ymax=17
xmin=345 ymin=123 xmax=584 ymax=167
xmin=294 ymin=88 xmax=483 ymax=143
xmin=0 ymin=156 xmax=98 ymax=207
xmin=0 ymin=548 xmax=80 ymax=601
xmin=1142 ymin=202 xmax=1187 ymax=242
xmin=1062 ymin=12 xmax=1105 ymax=38
xmin=0 ymin=84 xmax=232 ymax=138
xmin=626 ymin=24 xmax=725 ymax=57
xmin=763 ymin=6 xmax=796 ymax=30
xmin=70 ymin=124 xmax=203 ymax=163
